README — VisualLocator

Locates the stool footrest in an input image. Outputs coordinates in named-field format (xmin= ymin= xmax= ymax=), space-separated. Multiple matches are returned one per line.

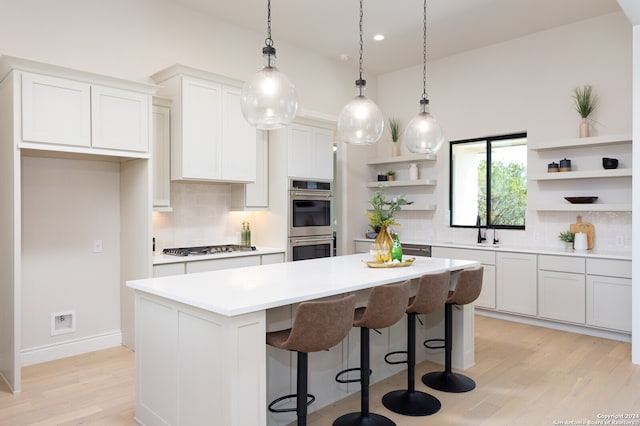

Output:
xmin=335 ymin=367 xmax=372 ymax=384
xmin=268 ymin=393 xmax=316 ymax=413
xmin=384 ymin=350 xmax=408 ymax=365
xmin=424 ymin=338 xmax=445 ymax=350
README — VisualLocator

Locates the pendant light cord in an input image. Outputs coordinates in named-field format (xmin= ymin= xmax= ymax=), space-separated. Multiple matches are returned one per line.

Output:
xmin=358 ymin=0 xmax=364 ymax=81
xmin=265 ymin=0 xmax=273 ymax=47
xmin=422 ymin=0 xmax=428 ymax=101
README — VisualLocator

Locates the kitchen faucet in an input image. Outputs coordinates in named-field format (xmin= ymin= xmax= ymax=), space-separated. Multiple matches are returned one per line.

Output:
xmin=476 ymin=215 xmax=486 ymax=244
xmin=492 ymin=226 xmax=499 ymax=245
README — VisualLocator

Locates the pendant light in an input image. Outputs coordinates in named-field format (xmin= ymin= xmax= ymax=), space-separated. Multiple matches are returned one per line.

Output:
xmin=404 ymin=0 xmax=444 ymax=154
xmin=240 ymin=0 xmax=298 ymax=130
xmin=337 ymin=0 xmax=384 ymax=145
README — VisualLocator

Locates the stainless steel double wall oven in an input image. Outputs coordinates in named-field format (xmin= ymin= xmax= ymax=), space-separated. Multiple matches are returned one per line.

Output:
xmin=288 ymin=179 xmax=333 ymax=261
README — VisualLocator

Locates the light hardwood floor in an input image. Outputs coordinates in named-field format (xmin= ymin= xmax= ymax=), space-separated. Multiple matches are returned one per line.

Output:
xmin=1 ymin=316 xmax=639 ymax=425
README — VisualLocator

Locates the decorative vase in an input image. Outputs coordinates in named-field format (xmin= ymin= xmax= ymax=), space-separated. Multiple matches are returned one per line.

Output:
xmin=392 ymin=143 xmax=399 ymax=157
xmin=387 ymin=175 xmax=395 ymax=181
xmin=372 ymin=226 xmax=393 ymax=263
xmin=579 ymin=117 xmax=589 ymax=138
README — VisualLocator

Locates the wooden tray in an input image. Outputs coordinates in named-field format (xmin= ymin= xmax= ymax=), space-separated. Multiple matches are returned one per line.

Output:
xmin=365 ymin=258 xmax=415 ymax=268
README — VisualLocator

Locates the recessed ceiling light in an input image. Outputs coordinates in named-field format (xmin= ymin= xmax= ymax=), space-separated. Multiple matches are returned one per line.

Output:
xmin=373 ymin=34 xmax=385 ymax=41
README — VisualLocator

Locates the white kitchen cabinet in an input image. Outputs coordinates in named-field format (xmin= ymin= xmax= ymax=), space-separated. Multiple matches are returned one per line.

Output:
xmin=230 ymin=131 xmax=269 ymax=210
xmin=354 ymin=240 xmax=373 ymax=254
xmin=91 ymin=85 xmax=149 ymax=152
xmin=151 ymin=66 xmax=257 ymax=183
xmin=260 ymin=252 xmax=285 ymax=265
xmin=496 ymin=252 xmax=537 ymax=316
xmin=153 ymin=262 xmax=185 ymax=277
xmin=21 ymin=72 xmax=91 ymax=147
xmin=21 ymin=71 xmax=151 ymax=154
xmin=185 ymin=256 xmax=261 ymax=274
xmin=537 ymin=255 xmax=585 ymax=324
xmin=152 ymin=101 xmax=171 ymax=210
xmin=586 ymin=258 xmax=631 ymax=332
xmin=287 ymin=123 xmax=334 ymax=180
xmin=432 ymin=246 xmax=496 ymax=309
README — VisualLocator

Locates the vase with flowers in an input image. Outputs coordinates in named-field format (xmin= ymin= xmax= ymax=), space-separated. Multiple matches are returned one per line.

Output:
xmin=367 ymin=189 xmax=407 ymax=262
xmin=389 ymin=117 xmax=401 ymax=156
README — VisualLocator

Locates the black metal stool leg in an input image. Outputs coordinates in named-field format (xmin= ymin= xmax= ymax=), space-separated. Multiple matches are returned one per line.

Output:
xmin=422 ymin=303 xmax=476 ymax=393
xmin=334 ymin=327 xmax=396 ymax=426
xmin=382 ymin=313 xmax=441 ymax=416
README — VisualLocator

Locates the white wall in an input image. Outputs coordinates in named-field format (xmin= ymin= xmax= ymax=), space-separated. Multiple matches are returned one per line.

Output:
xmin=21 ymin=156 xmax=121 ymax=355
xmin=364 ymin=12 xmax=632 ymax=251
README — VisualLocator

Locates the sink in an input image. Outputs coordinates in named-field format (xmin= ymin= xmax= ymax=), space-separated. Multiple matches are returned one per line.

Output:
xmin=443 ymin=242 xmax=500 ymax=248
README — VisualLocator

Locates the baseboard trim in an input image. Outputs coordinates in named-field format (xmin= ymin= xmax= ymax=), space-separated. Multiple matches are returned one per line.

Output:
xmin=476 ymin=310 xmax=631 ymax=343
xmin=21 ymin=330 xmax=122 ymax=366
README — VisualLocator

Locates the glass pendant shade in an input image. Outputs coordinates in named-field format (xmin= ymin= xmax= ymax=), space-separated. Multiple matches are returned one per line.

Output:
xmin=405 ymin=99 xmax=444 ymax=154
xmin=241 ymin=47 xmax=298 ymax=130
xmin=337 ymin=80 xmax=384 ymax=145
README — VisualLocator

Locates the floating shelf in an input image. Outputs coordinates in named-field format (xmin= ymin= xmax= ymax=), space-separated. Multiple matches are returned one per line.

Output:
xmin=375 ymin=203 xmax=437 ymax=211
xmin=534 ymin=204 xmax=631 ymax=212
xmin=530 ymin=168 xmax=632 ymax=181
xmin=367 ymin=179 xmax=437 ymax=188
xmin=529 ymin=134 xmax=632 ymax=151
xmin=367 ymin=154 xmax=436 ymax=165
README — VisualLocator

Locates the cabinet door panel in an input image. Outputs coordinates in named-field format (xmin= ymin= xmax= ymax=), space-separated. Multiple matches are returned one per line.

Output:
xmin=496 ymin=252 xmax=537 ymax=315
xmin=312 ymin=127 xmax=334 ymax=180
xmin=21 ymin=72 xmax=91 ymax=147
xmin=221 ymin=86 xmax=256 ymax=182
xmin=181 ymin=78 xmax=221 ymax=179
xmin=586 ymin=275 xmax=631 ymax=332
xmin=538 ymin=270 xmax=585 ymax=323
xmin=91 ymin=85 xmax=149 ymax=152
xmin=152 ymin=105 xmax=171 ymax=208
xmin=475 ymin=264 xmax=496 ymax=309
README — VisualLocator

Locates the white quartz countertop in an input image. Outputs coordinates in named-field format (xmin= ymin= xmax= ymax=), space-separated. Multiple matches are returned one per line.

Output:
xmin=353 ymin=238 xmax=631 ymax=261
xmin=129 ymin=253 xmax=478 ymax=317
xmin=152 ymin=246 xmax=286 ymax=265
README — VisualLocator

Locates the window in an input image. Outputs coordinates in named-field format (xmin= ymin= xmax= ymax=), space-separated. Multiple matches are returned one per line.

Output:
xmin=449 ymin=133 xmax=527 ymax=229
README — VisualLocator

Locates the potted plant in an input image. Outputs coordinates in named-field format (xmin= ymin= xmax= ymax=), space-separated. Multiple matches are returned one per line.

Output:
xmin=389 ymin=117 xmax=401 ymax=156
xmin=558 ymin=230 xmax=575 ymax=249
xmin=367 ymin=189 xmax=407 ymax=262
xmin=573 ymin=85 xmax=597 ymax=138
xmin=387 ymin=170 xmax=396 ymax=181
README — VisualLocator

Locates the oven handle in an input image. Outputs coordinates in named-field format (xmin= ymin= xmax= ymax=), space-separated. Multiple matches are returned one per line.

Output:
xmin=290 ymin=191 xmax=333 ymax=198
xmin=289 ymin=237 xmax=333 ymax=244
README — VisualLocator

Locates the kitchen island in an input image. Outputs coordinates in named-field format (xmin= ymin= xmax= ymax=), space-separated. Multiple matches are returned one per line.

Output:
xmin=127 ymin=253 xmax=478 ymax=426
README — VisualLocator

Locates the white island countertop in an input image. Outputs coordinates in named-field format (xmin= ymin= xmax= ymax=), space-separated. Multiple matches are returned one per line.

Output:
xmin=128 ymin=253 xmax=478 ymax=317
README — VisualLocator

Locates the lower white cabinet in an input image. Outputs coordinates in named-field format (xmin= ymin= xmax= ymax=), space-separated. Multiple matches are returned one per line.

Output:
xmin=538 ymin=270 xmax=585 ymax=324
xmin=432 ymin=246 xmax=496 ymax=309
xmin=586 ymin=258 xmax=632 ymax=332
xmin=496 ymin=252 xmax=537 ymax=316
xmin=153 ymin=262 xmax=185 ymax=278
xmin=153 ymin=252 xmax=285 ymax=277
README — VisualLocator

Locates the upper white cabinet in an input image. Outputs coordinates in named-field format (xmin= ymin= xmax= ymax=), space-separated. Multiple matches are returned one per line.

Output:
xmin=230 ymin=131 xmax=269 ymax=210
xmin=151 ymin=65 xmax=257 ymax=183
xmin=20 ymin=70 xmax=152 ymax=155
xmin=287 ymin=123 xmax=334 ymax=180
xmin=152 ymin=100 xmax=171 ymax=210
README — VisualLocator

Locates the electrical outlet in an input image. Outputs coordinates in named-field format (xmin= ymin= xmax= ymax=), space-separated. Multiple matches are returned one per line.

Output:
xmin=615 ymin=235 xmax=624 ymax=247
xmin=533 ymin=231 xmax=540 ymax=241
xmin=51 ymin=310 xmax=76 ymax=336
xmin=93 ymin=239 xmax=103 ymax=253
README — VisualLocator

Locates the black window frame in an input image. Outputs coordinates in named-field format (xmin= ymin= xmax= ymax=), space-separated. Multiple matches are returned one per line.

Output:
xmin=449 ymin=132 xmax=527 ymax=231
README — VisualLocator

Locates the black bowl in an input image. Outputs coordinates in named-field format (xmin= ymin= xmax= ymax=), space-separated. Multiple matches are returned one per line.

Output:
xmin=602 ymin=157 xmax=618 ymax=169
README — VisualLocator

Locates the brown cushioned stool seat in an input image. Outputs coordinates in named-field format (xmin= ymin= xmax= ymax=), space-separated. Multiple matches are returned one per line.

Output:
xmin=381 ymin=271 xmax=451 ymax=417
xmin=422 ymin=267 xmax=483 ymax=393
xmin=267 ymin=295 xmax=356 ymax=426
xmin=333 ymin=280 xmax=411 ymax=426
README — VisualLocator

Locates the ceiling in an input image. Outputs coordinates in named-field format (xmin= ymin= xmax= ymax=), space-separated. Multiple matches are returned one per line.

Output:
xmin=172 ymin=0 xmax=621 ymax=75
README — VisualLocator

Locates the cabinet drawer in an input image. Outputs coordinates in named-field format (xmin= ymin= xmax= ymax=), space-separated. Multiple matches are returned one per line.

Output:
xmin=538 ymin=255 xmax=585 ymax=274
xmin=186 ymin=255 xmax=261 ymax=273
xmin=153 ymin=262 xmax=185 ymax=277
xmin=261 ymin=253 xmax=285 ymax=265
xmin=432 ymin=247 xmax=495 ymax=265
xmin=586 ymin=258 xmax=631 ymax=279
xmin=354 ymin=241 xmax=373 ymax=254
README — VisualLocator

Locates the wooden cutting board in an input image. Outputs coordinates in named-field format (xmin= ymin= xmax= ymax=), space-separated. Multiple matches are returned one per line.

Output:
xmin=569 ymin=215 xmax=594 ymax=249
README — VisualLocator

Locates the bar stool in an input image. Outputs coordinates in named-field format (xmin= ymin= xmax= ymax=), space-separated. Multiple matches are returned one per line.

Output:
xmin=381 ymin=271 xmax=451 ymax=416
xmin=422 ymin=267 xmax=483 ymax=393
xmin=333 ymin=280 xmax=411 ymax=426
xmin=267 ymin=295 xmax=356 ymax=426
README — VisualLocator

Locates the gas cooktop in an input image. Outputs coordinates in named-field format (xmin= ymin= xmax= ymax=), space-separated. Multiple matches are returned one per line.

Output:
xmin=162 ymin=244 xmax=256 ymax=257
